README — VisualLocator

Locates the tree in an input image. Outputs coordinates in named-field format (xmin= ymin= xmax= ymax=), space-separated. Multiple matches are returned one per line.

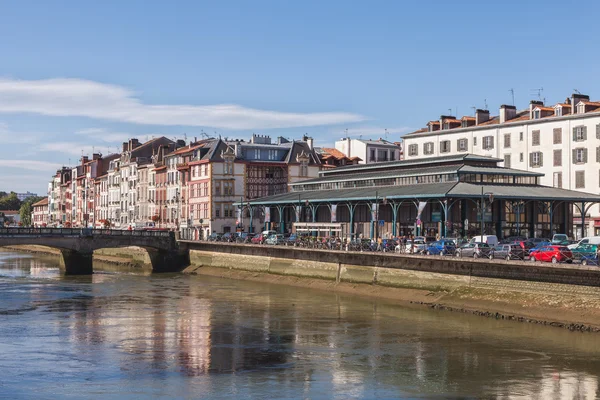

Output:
xmin=0 ymin=192 xmax=21 ymax=211
xmin=19 ymin=196 xmax=44 ymax=227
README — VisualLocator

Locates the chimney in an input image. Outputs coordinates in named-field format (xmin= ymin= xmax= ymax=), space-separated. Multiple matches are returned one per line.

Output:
xmin=571 ymin=93 xmax=590 ymax=114
xmin=122 ymin=142 xmax=128 ymax=152
xmin=81 ymin=156 xmax=89 ymax=164
xmin=499 ymin=105 xmax=517 ymax=123
xmin=92 ymin=153 xmax=101 ymax=160
xmin=303 ymin=135 xmax=314 ymax=150
xmin=439 ymin=115 xmax=455 ymax=130
xmin=475 ymin=109 xmax=490 ymax=125
xmin=128 ymin=138 xmax=140 ymax=151
xmin=234 ymin=141 xmax=242 ymax=157
xmin=176 ymin=139 xmax=186 ymax=148
xmin=529 ymin=100 xmax=544 ymax=119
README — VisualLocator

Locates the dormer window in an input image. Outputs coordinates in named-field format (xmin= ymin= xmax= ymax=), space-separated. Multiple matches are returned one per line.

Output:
xmin=555 ymin=107 xmax=562 ymax=117
xmin=578 ymin=102 xmax=586 ymax=114
xmin=533 ymin=109 xmax=541 ymax=119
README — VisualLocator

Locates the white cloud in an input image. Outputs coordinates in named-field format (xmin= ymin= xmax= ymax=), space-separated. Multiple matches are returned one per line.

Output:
xmin=0 ymin=78 xmax=365 ymax=129
xmin=0 ymin=160 xmax=61 ymax=172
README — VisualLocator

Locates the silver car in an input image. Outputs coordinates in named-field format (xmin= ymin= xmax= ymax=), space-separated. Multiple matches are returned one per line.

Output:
xmin=455 ymin=242 xmax=491 ymax=258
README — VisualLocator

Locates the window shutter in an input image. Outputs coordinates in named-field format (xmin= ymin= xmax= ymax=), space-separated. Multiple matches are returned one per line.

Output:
xmin=539 ymin=152 xmax=543 ymax=167
xmin=583 ymin=126 xmax=588 ymax=140
xmin=456 ymin=139 xmax=460 ymax=150
xmin=572 ymin=149 xmax=577 ymax=163
xmin=529 ymin=152 xmax=534 ymax=167
xmin=597 ymin=124 xmax=600 ymax=139
xmin=597 ymin=147 xmax=600 ymax=163
xmin=584 ymin=148 xmax=588 ymax=163
xmin=573 ymin=127 xmax=577 ymax=141
xmin=490 ymin=137 xmax=494 ymax=149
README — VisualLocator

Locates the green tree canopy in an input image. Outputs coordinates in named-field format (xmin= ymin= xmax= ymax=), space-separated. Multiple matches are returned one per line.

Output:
xmin=19 ymin=196 xmax=45 ymax=227
xmin=0 ymin=192 xmax=22 ymax=211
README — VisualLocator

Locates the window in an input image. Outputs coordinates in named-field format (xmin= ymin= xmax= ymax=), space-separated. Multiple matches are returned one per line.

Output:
xmin=408 ymin=144 xmax=418 ymax=156
xmin=457 ymin=138 xmax=468 ymax=152
xmin=573 ymin=126 xmax=587 ymax=142
xmin=573 ymin=148 xmax=588 ymax=164
xmin=473 ymin=137 xmax=477 ymax=146
xmin=424 ymin=142 xmax=434 ymax=155
xmin=203 ymin=182 xmax=208 ymax=196
xmin=504 ymin=133 xmax=511 ymax=148
xmin=214 ymin=181 xmax=221 ymax=196
xmin=529 ymin=151 xmax=543 ymax=167
xmin=597 ymin=124 xmax=600 ymax=139
xmin=482 ymin=136 xmax=494 ymax=150
xmin=533 ymin=109 xmax=540 ymax=119
xmin=215 ymin=203 xmax=221 ymax=218
xmin=597 ymin=147 xmax=600 ymax=163
xmin=519 ymin=132 xmax=523 ymax=141
xmin=223 ymin=203 xmax=234 ymax=218
xmin=503 ymin=154 xmax=511 ymax=168
xmin=390 ymin=151 xmax=396 ymax=161
xmin=370 ymin=149 xmax=375 ymax=161
xmin=532 ymin=130 xmax=540 ymax=146
xmin=553 ymin=172 xmax=562 ymax=188
xmin=553 ymin=128 xmax=562 ymax=144
xmin=553 ymin=149 xmax=562 ymax=166
xmin=300 ymin=158 xmax=308 ymax=177
xmin=576 ymin=171 xmax=585 ymax=188
xmin=555 ymin=107 xmax=562 ymax=117
xmin=440 ymin=140 xmax=450 ymax=153
xmin=223 ymin=181 xmax=233 ymax=196
xmin=519 ymin=153 xmax=524 ymax=162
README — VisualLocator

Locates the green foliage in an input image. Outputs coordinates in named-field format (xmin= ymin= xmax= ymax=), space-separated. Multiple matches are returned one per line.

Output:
xmin=19 ymin=196 xmax=45 ymax=227
xmin=0 ymin=192 xmax=21 ymax=211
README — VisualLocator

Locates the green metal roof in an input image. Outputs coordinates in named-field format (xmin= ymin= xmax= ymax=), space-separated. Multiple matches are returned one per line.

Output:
xmin=457 ymin=165 xmax=544 ymax=177
xmin=319 ymin=153 xmax=502 ymax=176
xmin=238 ymin=182 xmax=600 ymax=206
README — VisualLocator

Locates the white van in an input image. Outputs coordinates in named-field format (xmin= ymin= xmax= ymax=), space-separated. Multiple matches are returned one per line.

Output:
xmin=567 ymin=236 xmax=600 ymax=250
xmin=470 ymin=235 xmax=498 ymax=246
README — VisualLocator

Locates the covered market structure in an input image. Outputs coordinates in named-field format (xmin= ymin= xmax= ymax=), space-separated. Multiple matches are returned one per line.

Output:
xmin=235 ymin=154 xmax=600 ymax=240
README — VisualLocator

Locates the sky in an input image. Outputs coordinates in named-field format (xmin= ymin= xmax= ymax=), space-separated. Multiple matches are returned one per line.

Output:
xmin=1 ymin=0 xmax=600 ymax=194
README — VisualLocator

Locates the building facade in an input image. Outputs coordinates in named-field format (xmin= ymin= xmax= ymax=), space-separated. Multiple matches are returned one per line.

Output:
xmin=335 ymin=137 xmax=401 ymax=164
xmin=402 ymin=92 xmax=600 ymax=237
xmin=32 ymin=197 xmax=49 ymax=227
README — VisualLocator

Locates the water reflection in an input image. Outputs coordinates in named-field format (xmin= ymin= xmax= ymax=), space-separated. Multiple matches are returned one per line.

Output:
xmin=0 ymin=251 xmax=600 ymax=399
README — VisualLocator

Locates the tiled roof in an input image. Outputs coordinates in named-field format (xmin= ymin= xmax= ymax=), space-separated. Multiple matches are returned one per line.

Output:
xmin=478 ymin=117 xmax=500 ymax=126
xmin=534 ymin=106 xmax=555 ymax=111
xmin=320 ymin=148 xmax=349 ymax=160
xmin=32 ymin=198 xmax=48 ymax=207
xmin=555 ymin=103 xmax=572 ymax=108
xmin=461 ymin=116 xmax=476 ymax=120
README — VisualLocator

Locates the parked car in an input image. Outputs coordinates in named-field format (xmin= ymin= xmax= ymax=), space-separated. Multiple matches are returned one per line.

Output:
xmin=570 ymin=243 xmax=598 ymax=261
xmin=235 ymin=232 xmax=251 ymax=243
xmin=551 ymin=234 xmax=569 ymax=244
xmin=404 ymin=238 xmax=427 ymax=254
xmin=530 ymin=245 xmax=573 ymax=263
xmin=470 ymin=235 xmax=499 ymax=246
xmin=528 ymin=237 xmax=549 ymax=244
xmin=510 ymin=240 xmax=535 ymax=251
xmin=250 ymin=233 xmax=264 ymax=244
xmin=455 ymin=242 xmax=491 ymax=258
xmin=501 ymin=236 xmax=527 ymax=244
xmin=265 ymin=234 xmax=285 ymax=245
xmin=207 ymin=232 xmax=222 ymax=242
xmin=528 ymin=241 xmax=551 ymax=256
xmin=489 ymin=244 xmax=527 ymax=261
xmin=381 ymin=239 xmax=398 ymax=252
xmin=567 ymin=236 xmax=600 ymax=250
xmin=221 ymin=232 xmax=235 ymax=242
xmin=425 ymin=240 xmax=456 ymax=256
xmin=284 ymin=233 xmax=298 ymax=246
xmin=581 ymin=254 xmax=599 ymax=266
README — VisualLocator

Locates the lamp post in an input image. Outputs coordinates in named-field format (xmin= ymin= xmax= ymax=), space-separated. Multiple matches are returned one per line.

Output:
xmin=375 ymin=191 xmax=379 ymax=242
xmin=480 ymin=187 xmax=494 ymax=243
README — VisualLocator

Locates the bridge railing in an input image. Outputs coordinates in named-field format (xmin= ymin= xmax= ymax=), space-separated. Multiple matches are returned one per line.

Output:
xmin=0 ymin=228 xmax=174 ymax=239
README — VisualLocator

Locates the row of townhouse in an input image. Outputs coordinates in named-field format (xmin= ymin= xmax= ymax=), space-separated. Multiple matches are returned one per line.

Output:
xmin=39 ymin=134 xmax=322 ymax=238
xmin=401 ymin=92 xmax=600 ymax=237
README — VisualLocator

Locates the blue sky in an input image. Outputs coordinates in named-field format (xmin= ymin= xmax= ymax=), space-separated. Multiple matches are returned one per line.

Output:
xmin=1 ymin=0 xmax=599 ymax=194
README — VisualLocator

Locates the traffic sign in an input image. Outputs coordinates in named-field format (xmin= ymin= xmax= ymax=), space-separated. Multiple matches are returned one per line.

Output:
xmin=378 ymin=220 xmax=385 ymax=226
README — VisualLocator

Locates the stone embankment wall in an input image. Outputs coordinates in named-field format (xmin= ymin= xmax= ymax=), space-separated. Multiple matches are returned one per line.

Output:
xmin=181 ymin=242 xmax=600 ymax=288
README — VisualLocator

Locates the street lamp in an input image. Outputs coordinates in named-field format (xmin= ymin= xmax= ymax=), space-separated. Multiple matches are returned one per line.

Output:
xmin=480 ymin=187 xmax=494 ymax=243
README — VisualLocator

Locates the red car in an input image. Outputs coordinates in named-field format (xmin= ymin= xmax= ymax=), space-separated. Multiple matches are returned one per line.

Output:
xmin=530 ymin=245 xmax=572 ymax=263
xmin=250 ymin=233 xmax=264 ymax=244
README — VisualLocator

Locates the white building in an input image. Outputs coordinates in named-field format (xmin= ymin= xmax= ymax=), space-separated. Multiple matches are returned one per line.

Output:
xmin=16 ymin=191 xmax=38 ymax=201
xmin=401 ymin=92 xmax=600 ymax=237
xmin=335 ymin=137 xmax=401 ymax=164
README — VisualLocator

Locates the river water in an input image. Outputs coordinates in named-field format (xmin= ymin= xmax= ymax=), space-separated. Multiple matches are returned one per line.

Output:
xmin=1 ymin=251 xmax=600 ymax=399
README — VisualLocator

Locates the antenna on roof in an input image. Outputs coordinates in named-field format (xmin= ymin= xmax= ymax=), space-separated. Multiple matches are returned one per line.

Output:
xmin=92 ymin=146 xmax=95 ymax=154
xmin=471 ymin=106 xmax=476 ymax=116
xmin=531 ymin=87 xmax=544 ymax=102
xmin=345 ymin=128 xmax=348 ymax=138
xmin=509 ymin=88 xmax=515 ymax=106
xmin=384 ymin=128 xmax=389 ymax=140
xmin=484 ymin=99 xmax=488 ymax=110
xmin=448 ymin=108 xmax=452 ymax=115
xmin=574 ymin=89 xmax=581 ymax=94
xmin=184 ymin=133 xmax=187 ymax=142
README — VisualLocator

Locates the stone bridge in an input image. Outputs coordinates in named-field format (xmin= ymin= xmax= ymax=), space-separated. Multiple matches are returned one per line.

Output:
xmin=0 ymin=228 xmax=189 ymax=274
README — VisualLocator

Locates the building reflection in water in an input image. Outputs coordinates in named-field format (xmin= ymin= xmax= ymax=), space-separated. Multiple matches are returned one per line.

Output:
xmin=6 ymin=250 xmax=598 ymax=399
